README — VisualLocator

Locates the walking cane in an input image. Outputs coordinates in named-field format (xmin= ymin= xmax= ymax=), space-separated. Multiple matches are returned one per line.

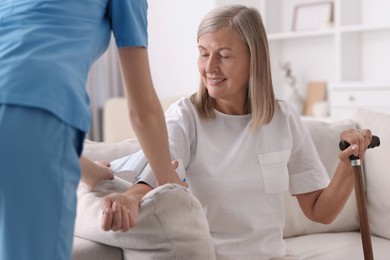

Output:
xmin=339 ymin=135 xmax=380 ymax=260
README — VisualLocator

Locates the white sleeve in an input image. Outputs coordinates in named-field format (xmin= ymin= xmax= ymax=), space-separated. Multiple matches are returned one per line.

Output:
xmin=284 ymin=103 xmax=330 ymax=194
xmin=134 ymin=158 xmax=186 ymax=188
xmin=134 ymin=163 xmax=157 ymax=187
xmin=134 ymin=98 xmax=195 ymax=187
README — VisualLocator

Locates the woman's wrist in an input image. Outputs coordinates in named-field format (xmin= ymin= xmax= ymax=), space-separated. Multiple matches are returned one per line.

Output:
xmin=125 ymin=182 xmax=152 ymax=201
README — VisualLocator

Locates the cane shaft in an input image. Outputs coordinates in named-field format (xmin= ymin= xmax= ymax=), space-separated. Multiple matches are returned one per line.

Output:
xmin=353 ymin=165 xmax=374 ymax=260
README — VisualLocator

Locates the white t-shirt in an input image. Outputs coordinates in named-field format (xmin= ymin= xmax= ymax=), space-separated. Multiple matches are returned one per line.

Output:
xmin=137 ymin=97 xmax=330 ymax=259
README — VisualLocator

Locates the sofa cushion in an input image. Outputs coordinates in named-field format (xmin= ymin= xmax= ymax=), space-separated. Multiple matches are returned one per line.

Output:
xmin=283 ymin=119 xmax=360 ymax=238
xmin=75 ymin=180 xmax=216 ymax=260
xmin=352 ymin=109 xmax=390 ymax=240
xmin=72 ymin=237 xmax=122 ymax=260
xmin=82 ymin=139 xmax=140 ymax=162
xmin=285 ymin=232 xmax=390 ymax=260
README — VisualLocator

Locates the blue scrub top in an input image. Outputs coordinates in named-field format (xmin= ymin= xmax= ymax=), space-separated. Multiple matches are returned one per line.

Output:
xmin=0 ymin=0 xmax=148 ymax=132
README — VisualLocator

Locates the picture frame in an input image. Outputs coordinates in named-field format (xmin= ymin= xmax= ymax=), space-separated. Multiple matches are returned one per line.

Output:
xmin=292 ymin=1 xmax=334 ymax=31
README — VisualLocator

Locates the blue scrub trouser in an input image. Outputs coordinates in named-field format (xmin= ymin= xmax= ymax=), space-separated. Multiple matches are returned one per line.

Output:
xmin=0 ymin=105 xmax=84 ymax=260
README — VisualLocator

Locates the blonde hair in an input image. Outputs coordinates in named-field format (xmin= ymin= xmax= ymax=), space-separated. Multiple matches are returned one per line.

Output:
xmin=190 ymin=4 xmax=275 ymax=129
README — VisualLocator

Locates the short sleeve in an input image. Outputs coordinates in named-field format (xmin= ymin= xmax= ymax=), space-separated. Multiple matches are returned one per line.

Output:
xmin=164 ymin=99 xmax=195 ymax=168
xmin=282 ymin=103 xmax=330 ymax=194
xmin=108 ymin=0 xmax=148 ymax=48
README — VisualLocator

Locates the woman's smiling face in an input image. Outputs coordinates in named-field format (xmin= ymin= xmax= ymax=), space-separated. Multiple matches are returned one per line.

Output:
xmin=197 ymin=27 xmax=250 ymax=114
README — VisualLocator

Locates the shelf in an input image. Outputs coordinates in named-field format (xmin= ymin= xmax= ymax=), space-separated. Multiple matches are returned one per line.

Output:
xmin=268 ymin=29 xmax=335 ymax=41
xmin=329 ymin=82 xmax=390 ymax=90
xmin=268 ymin=24 xmax=390 ymax=41
xmin=340 ymin=24 xmax=390 ymax=33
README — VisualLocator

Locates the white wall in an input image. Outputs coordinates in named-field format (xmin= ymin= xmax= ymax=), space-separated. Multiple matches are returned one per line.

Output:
xmin=147 ymin=0 xmax=214 ymax=99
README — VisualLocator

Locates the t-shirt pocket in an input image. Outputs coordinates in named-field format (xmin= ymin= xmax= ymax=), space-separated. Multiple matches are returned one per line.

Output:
xmin=258 ymin=150 xmax=290 ymax=194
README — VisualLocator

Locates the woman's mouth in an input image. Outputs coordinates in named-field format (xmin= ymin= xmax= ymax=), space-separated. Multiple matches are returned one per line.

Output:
xmin=207 ymin=78 xmax=226 ymax=87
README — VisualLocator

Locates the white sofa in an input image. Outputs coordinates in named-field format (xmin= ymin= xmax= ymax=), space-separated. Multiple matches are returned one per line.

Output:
xmin=72 ymin=108 xmax=390 ymax=260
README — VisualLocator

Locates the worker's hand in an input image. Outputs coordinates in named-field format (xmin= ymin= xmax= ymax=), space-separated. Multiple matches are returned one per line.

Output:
xmin=157 ymin=160 xmax=188 ymax=188
xmin=94 ymin=160 xmax=115 ymax=180
xmin=80 ymin=157 xmax=114 ymax=192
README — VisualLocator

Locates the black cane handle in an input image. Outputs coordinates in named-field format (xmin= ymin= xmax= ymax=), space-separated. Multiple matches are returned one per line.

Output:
xmin=339 ymin=135 xmax=380 ymax=151
xmin=339 ymin=135 xmax=380 ymax=160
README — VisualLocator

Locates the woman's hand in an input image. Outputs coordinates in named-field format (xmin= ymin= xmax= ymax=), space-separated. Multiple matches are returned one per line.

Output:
xmin=338 ymin=128 xmax=372 ymax=164
xmin=100 ymin=192 xmax=141 ymax=232
xmin=99 ymin=183 xmax=153 ymax=232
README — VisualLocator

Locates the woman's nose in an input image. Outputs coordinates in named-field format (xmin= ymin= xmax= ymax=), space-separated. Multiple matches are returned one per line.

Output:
xmin=205 ymin=56 xmax=219 ymax=73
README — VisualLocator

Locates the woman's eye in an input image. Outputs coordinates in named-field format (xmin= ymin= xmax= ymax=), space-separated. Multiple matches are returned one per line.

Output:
xmin=220 ymin=54 xmax=229 ymax=59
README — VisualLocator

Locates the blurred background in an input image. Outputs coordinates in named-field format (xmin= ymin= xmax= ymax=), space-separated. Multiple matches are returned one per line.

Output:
xmin=86 ymin=0 xmax=390 ymax=141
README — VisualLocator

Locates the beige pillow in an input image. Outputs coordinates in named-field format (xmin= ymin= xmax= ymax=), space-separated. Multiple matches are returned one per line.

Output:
xmin=352 ymin=109 xmax=390 ymax=240
xmin=283 ymin=119 xmax=360 ymax=238
xmin=75 ymin=181 xmax=216 ymax=259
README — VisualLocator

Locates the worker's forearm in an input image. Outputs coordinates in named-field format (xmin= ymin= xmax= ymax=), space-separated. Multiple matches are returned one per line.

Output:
xmin=130 ymin=106 xmax=175 ymax=185
xmin=118 ymin=47 xmax=175 ymax=185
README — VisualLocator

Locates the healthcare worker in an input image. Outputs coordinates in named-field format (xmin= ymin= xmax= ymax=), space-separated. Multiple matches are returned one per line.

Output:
xmin=0 ymin=1 xmax=184 ymax=259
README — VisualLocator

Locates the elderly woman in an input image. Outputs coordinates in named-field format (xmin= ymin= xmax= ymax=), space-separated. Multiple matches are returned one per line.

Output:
xmin=84 ymin=5 xmax=371 ymax=259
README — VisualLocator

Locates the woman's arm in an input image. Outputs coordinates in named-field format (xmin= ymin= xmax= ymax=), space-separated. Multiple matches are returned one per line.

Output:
xmin=296 ymin=128 xmax=372 ymax=224
xmin=99 ymin=159 xmax=182 ymax=231
xmin=117 ymin=46 xmax=185 ymax=187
